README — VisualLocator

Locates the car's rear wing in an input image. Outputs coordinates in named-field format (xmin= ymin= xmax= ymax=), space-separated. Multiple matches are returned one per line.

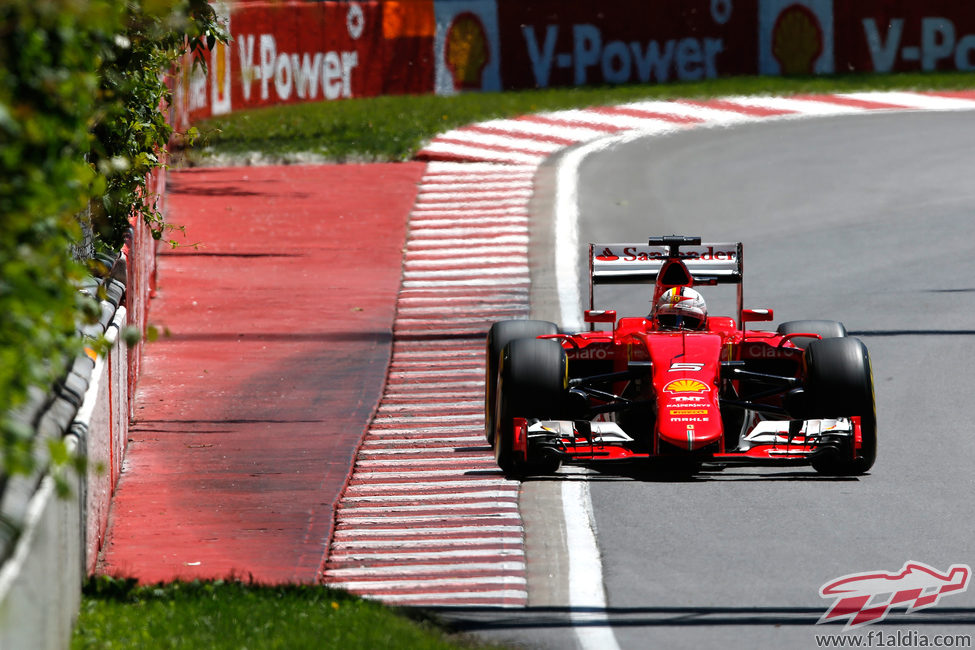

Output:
xmin=587 ymin=240 xmax=745 ymax=324
xmin=589 ymin=242 xmax=742 ymax=286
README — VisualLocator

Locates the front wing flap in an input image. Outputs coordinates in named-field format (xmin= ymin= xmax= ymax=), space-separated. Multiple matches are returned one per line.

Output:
xmin=526 ymin=417 xmax=858 ymax=464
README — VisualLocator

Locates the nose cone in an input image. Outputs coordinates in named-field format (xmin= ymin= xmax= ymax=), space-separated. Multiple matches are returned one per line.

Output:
xmin=658 ymin=377 xmax=722 ymax=451
xmin=657 ymin=399 xmax=722 ymax=451
xmin=642 ymin=331 xmax=726 ymax=452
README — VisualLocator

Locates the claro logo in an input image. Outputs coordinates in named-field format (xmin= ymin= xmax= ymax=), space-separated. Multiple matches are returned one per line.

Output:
xmin=522 ymin=24 xmax=724 ymax=87
xmin=863 ymin=17 xmax=975 ymax=72
xmin=568 ymin=346 xmax=611 ymax=360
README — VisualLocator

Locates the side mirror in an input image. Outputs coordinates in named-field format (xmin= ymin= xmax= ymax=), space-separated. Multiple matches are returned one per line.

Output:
xmin=741 ymin=308 xmax=774 ymax=323
xmin=584 ymin=309 xmax=617 ymax=324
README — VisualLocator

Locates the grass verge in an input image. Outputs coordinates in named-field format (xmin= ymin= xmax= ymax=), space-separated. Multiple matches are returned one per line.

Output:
xmin=72 ymin=577 xmax=490 ymax=650
xmin=188 ymin=71 xmax=975 ymax=164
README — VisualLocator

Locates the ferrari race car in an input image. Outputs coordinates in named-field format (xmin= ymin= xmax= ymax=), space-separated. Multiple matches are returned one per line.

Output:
xmin=485 ymin=236 xmax=876 ymax=477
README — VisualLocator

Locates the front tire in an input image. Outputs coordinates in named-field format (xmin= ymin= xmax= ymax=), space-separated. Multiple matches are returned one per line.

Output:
xmin=485 ymin=320 xmax=558 ymax=445
xmin=803 ymin=337 xmax=876 ymax=475
xmin=495 ymin=337 xmax=567 ymax=475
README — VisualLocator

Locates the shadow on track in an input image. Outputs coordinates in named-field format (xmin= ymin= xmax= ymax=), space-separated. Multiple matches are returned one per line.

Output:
xmin=518 ymin=463 xmax=862 ymax=484
xmin=850 ymin=329 xmax=975 ymax=337
xmin=421 ymin=605 xmax=975 ymax=632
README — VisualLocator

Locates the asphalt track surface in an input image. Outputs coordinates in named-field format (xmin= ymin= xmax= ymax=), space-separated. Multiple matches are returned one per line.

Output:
xmin=97 ymin=163 xmax=425 ymax=583
xmin=566 ymin=111 xmax=975 ymax=649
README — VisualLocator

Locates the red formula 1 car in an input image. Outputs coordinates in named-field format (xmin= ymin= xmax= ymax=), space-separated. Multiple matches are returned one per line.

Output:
xmin=485 ymin=236 xmax=876 ymax=476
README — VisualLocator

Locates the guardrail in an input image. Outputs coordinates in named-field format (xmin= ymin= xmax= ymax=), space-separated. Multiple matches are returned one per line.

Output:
xmin=0 ymin=266 xmax=128 ymax=650
xmin=0 ymin=190 xmax=157 ymax=649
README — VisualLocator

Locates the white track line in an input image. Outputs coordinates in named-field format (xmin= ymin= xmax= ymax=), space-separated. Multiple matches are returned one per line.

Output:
xmin=562 ymin=479 xmax=621 ymax=650
xmin=327 ymin=576 xmax=527 ymax=590
xmin=840 ymin=91 xmax=975 ymax=110
xmin=725 ymin=95 xmax=864 ymax=115
xmin=331 ymin=537 xmax=523 ymax=549
xmin=341 ymin=491 xmax=517 ymax=503
xmin=360 ymin=591 xmax=527 ymax=605
xmin=330 ymin=549 xmax=524 ymax=562
xmin=345 ymin=477 xmax=515 ymax=487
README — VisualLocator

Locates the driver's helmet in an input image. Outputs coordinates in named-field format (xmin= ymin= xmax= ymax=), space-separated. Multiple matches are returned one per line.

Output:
xmin=654 ymin=287 xmax=707 ymax=330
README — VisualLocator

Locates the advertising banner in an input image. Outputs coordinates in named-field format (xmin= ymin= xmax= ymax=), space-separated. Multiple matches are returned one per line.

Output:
xmin=835 ymin=1 xmax=975 ymax=73
xmin=434 ymin=0 xmax=502 ymax=95
xmin=758 ymin=0 xmax=834 ymax=75
xmin=178 ymin=0 xmax=435 ymax=123
xmin=171 ymin=1 xmax=975 ymax=126
xmin=495 ymin=0 xmax=757 ymax=89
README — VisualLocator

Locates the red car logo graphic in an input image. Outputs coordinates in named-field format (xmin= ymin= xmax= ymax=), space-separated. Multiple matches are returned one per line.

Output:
xmin=818 ymin=561 xmax=971 ymax=629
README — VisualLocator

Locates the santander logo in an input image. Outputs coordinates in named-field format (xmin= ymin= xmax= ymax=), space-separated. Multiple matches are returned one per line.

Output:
xmin=818 ymin=561 xmax=971 ymax=629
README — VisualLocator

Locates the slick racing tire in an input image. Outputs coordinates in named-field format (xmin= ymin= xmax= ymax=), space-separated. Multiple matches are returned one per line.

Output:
xmin=485 ymin=320 xmax=558 ymax=445
xmin=776 ymin=320 xmax=847 ymax=349
xmin=803 ymin=337 xmax=877 ymax=475
xmin=495 ymin=337 xmax=566 ymax=475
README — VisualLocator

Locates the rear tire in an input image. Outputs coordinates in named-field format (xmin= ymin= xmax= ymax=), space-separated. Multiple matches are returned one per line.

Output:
xmin=495 ymin=338 xmax=567 ymax=475
xmin=803 ymin=337 xmax=876 ymax=475
xmin=777 ymin=320 xmax=847 ymax=349
xmin=485 ymin=320 xmax=558 ymax=445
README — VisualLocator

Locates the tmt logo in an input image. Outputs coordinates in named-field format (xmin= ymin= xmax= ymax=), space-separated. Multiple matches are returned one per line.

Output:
xmin=818 ymin=561 xmax=971 ymax=630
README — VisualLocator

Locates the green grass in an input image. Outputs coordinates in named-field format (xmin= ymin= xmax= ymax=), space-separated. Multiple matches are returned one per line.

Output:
xmin=189 ymin=71 xmax=975 ymax=163
xmin=72 ymin=577 xmax=492 ymax=650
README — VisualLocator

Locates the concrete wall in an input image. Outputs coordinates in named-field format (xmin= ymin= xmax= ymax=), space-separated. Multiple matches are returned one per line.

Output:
xmin=0 ymin=284 xmax=132 ymax=649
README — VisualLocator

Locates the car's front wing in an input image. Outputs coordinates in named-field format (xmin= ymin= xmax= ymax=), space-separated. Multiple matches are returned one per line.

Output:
xmin=521 ymin=417 xmax=859 ymax=466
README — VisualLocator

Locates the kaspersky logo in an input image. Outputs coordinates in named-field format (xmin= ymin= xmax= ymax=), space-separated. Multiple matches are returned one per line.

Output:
xmin=818 ymin=561 xmax=971 ymax=629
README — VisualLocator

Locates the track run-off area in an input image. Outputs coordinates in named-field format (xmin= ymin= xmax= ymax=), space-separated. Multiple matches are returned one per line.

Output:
xmin=320 ymin=89 xmax=975 ymax=638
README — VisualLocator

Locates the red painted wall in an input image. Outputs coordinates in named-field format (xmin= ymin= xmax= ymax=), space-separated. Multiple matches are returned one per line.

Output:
xmin=172 ymin=1 xmax=975 ymax=125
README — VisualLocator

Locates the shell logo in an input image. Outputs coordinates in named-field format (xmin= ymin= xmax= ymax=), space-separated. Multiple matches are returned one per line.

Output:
xmin=664 ymin=379 xmax=711 ymax=394
xmin=445 ymin=12 xmax=489 ymax=90
xmin=772 ymin=4 xmax=823 ymax=75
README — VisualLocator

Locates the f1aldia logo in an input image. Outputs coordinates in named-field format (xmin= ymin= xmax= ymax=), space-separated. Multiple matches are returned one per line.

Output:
xmin=818 ymin=561 xmax=971 ymax=630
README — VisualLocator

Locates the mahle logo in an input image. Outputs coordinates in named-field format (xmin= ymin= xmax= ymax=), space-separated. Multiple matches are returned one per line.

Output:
xmin=818 ymin=561 xmax=971 ymax=629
